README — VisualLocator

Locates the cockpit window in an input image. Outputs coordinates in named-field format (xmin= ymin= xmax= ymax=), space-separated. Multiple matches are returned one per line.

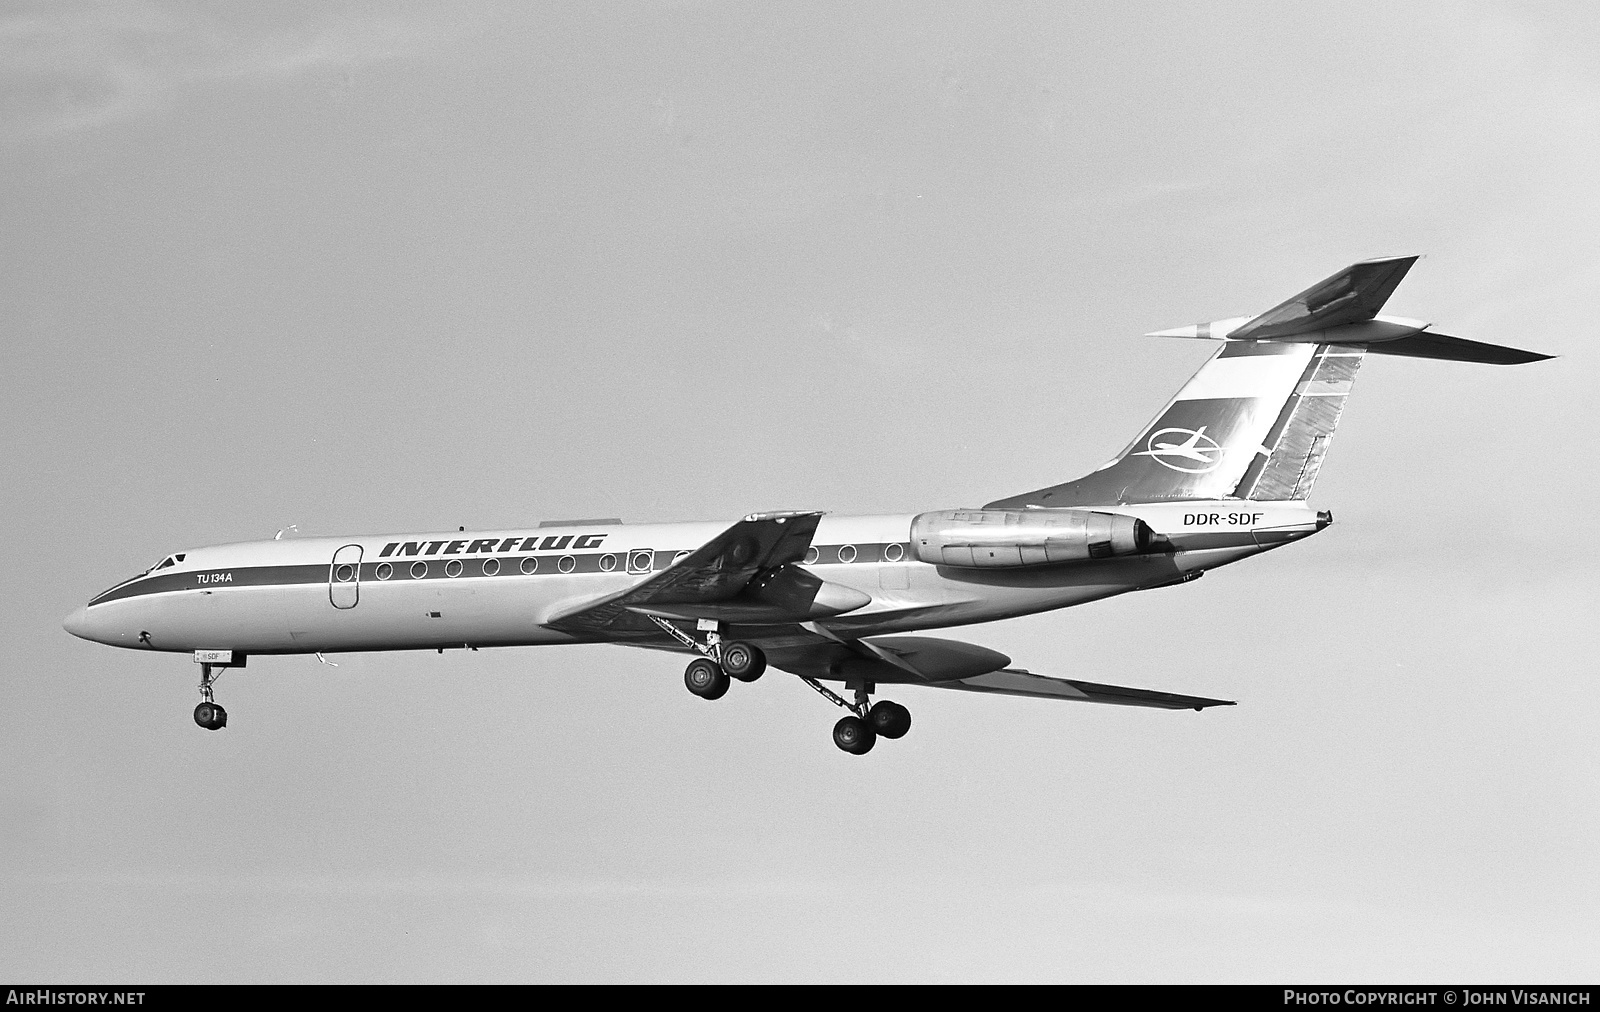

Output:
xmin=149 ymin=554 xmax=185 ymax=573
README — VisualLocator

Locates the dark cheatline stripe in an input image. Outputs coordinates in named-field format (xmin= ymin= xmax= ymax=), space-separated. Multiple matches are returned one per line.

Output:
xmin=89 ymin=565 xmax=327 ymax=606
xmin=809 ymin=543 xmax=900 ymax=565
xmin=87 ymin=543 xmax=911 ymax=607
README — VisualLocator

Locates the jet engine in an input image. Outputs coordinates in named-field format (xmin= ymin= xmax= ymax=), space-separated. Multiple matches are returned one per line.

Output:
xmin=910 ymin=509 xmax=1155 ymax=568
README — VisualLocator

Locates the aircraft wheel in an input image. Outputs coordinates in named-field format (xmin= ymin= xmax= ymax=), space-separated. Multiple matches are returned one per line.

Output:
xmin=193 ymin=702 xmax=227 ymax=731
xmin=868 ymin=700 xmax=911 ymax=740
xmin=832 ymin=715 xmax=876 ymax=755
xmin=684 ymin=658 xmax=730 ymax=700
xmin=721 ymin=641 xmax=766 ymax=682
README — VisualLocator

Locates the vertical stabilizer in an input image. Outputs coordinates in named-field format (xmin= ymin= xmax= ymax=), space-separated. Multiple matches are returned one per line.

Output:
xmin=985 ymin=256 xmax=1549 ymax=510
xmin=986 ymin=341 xmax=1320 ymax=508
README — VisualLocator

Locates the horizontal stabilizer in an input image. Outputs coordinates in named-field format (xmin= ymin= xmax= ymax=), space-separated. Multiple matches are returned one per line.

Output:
xmin=1230 ymin=255 xmax=1418 ymax=340
xmin=1362 ymin=331 xmax=1553 ymax=365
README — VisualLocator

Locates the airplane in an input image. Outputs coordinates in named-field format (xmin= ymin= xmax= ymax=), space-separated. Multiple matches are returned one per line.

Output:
xmin=62 ymin=256 xmax=1551 ymax=754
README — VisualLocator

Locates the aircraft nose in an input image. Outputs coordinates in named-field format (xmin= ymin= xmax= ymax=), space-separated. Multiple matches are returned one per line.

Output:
xmin=63 ymin=606 xmax=93 ymax=641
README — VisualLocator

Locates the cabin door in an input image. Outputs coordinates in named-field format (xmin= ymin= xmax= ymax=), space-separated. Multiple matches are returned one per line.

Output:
xmin=329 ymin=544 xmax=363 ymax=610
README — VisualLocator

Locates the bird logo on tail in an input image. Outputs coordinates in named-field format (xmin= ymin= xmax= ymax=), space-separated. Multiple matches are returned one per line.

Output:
xmin=1133 ymin=426 xmax=1225 ymax=473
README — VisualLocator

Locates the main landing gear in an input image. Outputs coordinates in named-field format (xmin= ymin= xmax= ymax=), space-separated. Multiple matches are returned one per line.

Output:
xmin=194 ymin=662 xmax=228 ymax=731
xmin=682 ymin=642 xmax=766 ymax=700
xmin=802 ymin=679 xmax=912 ymax=756
xmin=649 ymin=616 xmax=768 ymax=702
xmin=650 ymin=616 xmax=909 ymax=754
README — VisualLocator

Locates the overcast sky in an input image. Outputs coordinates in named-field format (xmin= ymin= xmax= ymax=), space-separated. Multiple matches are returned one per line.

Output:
xmin=3 ymin=0 xmax=1596 ymax=983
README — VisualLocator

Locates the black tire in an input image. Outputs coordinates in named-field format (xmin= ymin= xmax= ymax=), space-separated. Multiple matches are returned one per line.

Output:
xmin=832 ymin=715 xmax=876 ymax=755
xmin=193 ymin=702 xmax=226 ymax=731
xmin=721 ymin=641 xmax=766 ymax=682
xmin=684 ymin=658 xmax=730 ymax=700
xmin=868 ymin=700 xmax=911 ymax=740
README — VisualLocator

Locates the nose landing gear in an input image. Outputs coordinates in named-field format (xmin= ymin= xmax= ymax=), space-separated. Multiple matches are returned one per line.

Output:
xmin=191 ymin=652 xmax=244 ymax=731
xmin=194 ymin=662 xmax=228 ymax=731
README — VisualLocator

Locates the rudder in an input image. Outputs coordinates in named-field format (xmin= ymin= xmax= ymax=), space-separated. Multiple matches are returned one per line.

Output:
xmin=1233 ymin=344 xmax=1364 ymax=501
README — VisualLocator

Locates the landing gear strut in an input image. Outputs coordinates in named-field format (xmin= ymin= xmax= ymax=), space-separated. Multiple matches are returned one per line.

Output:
xmin=194 ymin=663 xmax=228 ymax=731
xmin=649 ymin=616 xmax=767 ymax=701
xmin=800 ymin=678 xmax=912 ymax=755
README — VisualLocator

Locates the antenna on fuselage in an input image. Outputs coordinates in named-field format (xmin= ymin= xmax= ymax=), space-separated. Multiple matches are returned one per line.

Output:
xmin=274 ymin=525 xmax=299 ymax=540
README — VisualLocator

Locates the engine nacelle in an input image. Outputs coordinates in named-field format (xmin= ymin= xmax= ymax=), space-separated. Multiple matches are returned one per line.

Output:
xmin=910 ymin=509 xmax=1155 ymax=568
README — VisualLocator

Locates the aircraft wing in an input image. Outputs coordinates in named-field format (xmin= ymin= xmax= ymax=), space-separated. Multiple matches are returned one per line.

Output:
xmin=1228 ymin=255 xmax=1418 ymax=340
xmin=545 ymin=511 xmax=825 ymax=637
xmin=934 ymin=668 xmax=1234 ymax=709
xmin=765 ymin=634 xmax=1233 ymax=711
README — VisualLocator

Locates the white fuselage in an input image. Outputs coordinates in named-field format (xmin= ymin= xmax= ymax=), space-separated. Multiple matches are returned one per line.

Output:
xmin=63 ymin=502 xmax=1325 ymax=657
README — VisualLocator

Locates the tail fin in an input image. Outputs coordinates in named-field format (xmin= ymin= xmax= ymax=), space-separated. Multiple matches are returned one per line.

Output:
xmin=986 ymin=257 xmax=1552 ymax=509
xmin=1232 ymin=344 xmax=1363 ymax=500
